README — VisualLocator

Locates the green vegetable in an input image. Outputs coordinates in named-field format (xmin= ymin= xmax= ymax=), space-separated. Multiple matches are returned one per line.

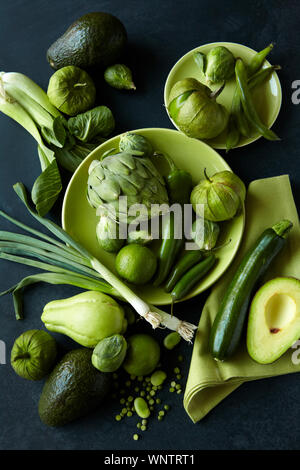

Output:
xmin=119 ymin=132 xmax=153 ymax=158
xmin=247 ymin=43 xmax=274 ymax=76
xmin=209 ymin=220 xmax=293 ymax=361
xmin=171 ymin=253 xmax=216 ymax=302
xmin=190 ymin=169 xmax=246 ymax=221
xmin=38 ymin=348 xmax=111 ymax=426
xmin=168 ymin=78 xmax=228 ymax=139
xmin=92 ymin=334 xmax=127 ymax=372
xmin=163 ymin=331 xmax=181 ymax=350
xmin=153 ymin=152 xmax=192 ymax=287
xmin=123 ymin=334 xmax=160 ymax=376
xmin=150 ymin=370 xmax=167 ymax=386
xmin=195 ymin=46 xmax=235 ymax=84
xmin=165 ymin=250 xmax=203 ymax=293
xmin=134 ymin=397 xmax=150 ymax=419
xmin=41 ymin=291 xmax=126 ymax=348
xmin=47 ymin=66 xmax=96 ymax=116
xmin=96 ymin=216 xmax=125 ymax=253
xmin=104 ymin=64 xmax=136 ymax=90
xmin=235 ymin=58 xmax=279 ymax=141
xmin=11 ymin=329 xmax=57 ymax=380
xmin=226 ymin=114 xmax=240 ymax=152
xmin=0 ymin=183 xmax=197 ymax=340
xmin=68 ymin=106 xmax=115 ymax=141
xmin=87 ymin=152 xmax=169 ymax=223
xmin=191 ymin=218 xmax=220 ymax=251
xmin=115 ymin=244 xmax=157 ymax=285
xmin=47 ymin=12 xmax=127 ymax=70
xmin=127 ymin=229 xmax=153 ymax=245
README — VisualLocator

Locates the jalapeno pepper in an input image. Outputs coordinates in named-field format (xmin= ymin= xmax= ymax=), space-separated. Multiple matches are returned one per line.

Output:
xmin=170 ymin=253 xmax=216 ymax=302
xmin=235 ymin=58 xmax=280 ymax=141
xmin=153 ymin=152 xmax=193 ymax=287
xmin=165 ymin=249 xmax=203 ymax=293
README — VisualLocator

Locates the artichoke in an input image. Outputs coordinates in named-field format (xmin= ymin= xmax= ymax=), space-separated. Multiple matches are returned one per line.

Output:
xmin=87 ymin=152 xmax=169 ymax=223
xmin=168 ymin=78 xmax=228 ymax=140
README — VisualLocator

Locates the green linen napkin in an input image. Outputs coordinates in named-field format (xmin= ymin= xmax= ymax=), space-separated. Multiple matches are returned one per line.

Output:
xmin=184 ymin=175 xmax=300 ymax=423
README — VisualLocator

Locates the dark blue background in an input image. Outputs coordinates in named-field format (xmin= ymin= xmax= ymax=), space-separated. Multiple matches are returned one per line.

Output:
xmin=0 ymin=0 xmax=299 ymax=450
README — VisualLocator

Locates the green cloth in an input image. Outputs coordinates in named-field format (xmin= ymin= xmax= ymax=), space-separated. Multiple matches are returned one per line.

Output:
xmin=184 ymin=175 xmax=300 ymax=423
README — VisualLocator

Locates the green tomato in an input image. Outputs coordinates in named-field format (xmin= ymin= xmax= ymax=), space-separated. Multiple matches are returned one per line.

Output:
xmin=11 ymin=330 xmax=57 ymax=381
xmin=123 ymin=334 xmax=160 ymax=376
xmin=47 ymin=66 xmax=96 ymax=116
xmin=115 ymin=244 xmax=157 ymax=285
xmin=92 ymin=334 xmax=127 ymax=372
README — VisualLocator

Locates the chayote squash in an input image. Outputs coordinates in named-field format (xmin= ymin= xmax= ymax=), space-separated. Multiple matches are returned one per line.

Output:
xmin=41 ymin=291 xmax=126 ymax=348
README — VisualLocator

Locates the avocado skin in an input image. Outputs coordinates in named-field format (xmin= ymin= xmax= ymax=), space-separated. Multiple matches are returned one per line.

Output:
xmin=47 ymin=12 xmax=127 ymax=70
xmin=38 ymin=348 xmax=111 ymax=427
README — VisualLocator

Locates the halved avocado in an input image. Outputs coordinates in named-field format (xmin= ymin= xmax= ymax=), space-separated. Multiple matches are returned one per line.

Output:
xmin=247 ymin=277 xmax=300 ymax=364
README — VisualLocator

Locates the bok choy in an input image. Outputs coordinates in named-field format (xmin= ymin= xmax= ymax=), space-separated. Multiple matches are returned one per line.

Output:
xmin=0 ymin=72 xmax=114 ymax=216
xmin=0 ymin=183 xmax=197 ymax=342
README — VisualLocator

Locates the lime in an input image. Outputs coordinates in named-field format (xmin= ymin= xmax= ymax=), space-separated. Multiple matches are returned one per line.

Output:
xmin=115 ymin=244 xmax=157 ymax=285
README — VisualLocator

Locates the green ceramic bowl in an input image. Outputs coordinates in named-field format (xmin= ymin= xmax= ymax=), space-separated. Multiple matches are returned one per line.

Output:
xmin=62 ymin=128 xmax=245 ymax=305
xmin=164 ymin=42 xmax=282 ymax=149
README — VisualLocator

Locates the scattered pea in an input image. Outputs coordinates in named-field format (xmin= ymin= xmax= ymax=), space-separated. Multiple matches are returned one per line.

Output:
xmin=176 ymin=374 xmax=182 ymax=380
xmin=164 ymin=405 xmax=170 ymax=411
xmin=169 ymin=387 xmax=175 ymax=393
xmin=141 ymin=425 xmax=147 ymax=431
xmin=149 ymin=399 xmax=155 ymax=406
xmin=145 ymin=377 xmax=151 ymax=382
xmin=127 ymin=411 xmax=133 ymax=417
xmin=171 ymin=381 xmax=176 ymax=388
xmin=150 ymin=406 xmax=154 ymax=411
xmin=137 ymin=376 xmax=143 ymax=382
xmin=150 ymin=390 xmax=156 ymax=397
xmin=158 ymin=411 xmax=165 ymax=417
xmin=163 ymin=331 xmax=181 ymax=350
xmin=137 ymin=423 xmax=141 ymax=429
xmin=146 ymin=395 xmax=151 ymax=401
xmin=140 ymin=391 xmax=146 ymax=397
xmin=150 ymin=370 xmax=167 ymax=387
xmin=157 ymin=385 xmax=162 ymax=390
xmin=122 ymin=407 xmax=127 ymax=414
xmin=174 ymin=367 xmax=180 ymax=374
xmin=156 ymin=398 xmax=161 ymax=404
xmin=146 ymin=386 xmax=151 ymax=392
xmin=177 ymin=389 xmax=182 ymax=394
xmin=130 ymin=374 xmax=136 ymax=380
xmin=134 ymin=387 xmax=140 ymax=393
xmin=178 ymin=355 xmax=183 ymax=362
xmin=115 ymin=415 xmax=122 ymax=421
xmin=120 ymin=398 xmax=126 ymax=405
xmin=125 ymin=380 xmax=131 ymax=387
xmin=134 ymin=397 xmax=150 ymax=419
xmin=175 ymin=384 xmax=181 ymax=390
xmin=158 ymin=416 xmax=163 ymax=421
xmin=133 ymin=434 xmax=139 ymax=441
xmin=142 ymin=419 xmax=147 ymax=425
xmin=128 ymin=396 xmax=134 ymax=402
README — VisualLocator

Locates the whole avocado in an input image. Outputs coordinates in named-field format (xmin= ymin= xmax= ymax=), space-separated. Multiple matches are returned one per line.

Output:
xmin=47 ymin=12 xmax=127 ymax=70
xmin=38 ymin=348 xmax=111 ymax=426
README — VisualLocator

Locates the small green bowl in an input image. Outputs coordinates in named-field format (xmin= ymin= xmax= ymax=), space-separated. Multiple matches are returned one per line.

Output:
xmin=62 ymin=128 xmax=245 ymax=305
xmin=164 ymin=41 xmax=282 ymax=149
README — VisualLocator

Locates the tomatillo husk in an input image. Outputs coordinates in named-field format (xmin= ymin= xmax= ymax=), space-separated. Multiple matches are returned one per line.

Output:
xmin=168 ymin=78 xmax=228 ymax=140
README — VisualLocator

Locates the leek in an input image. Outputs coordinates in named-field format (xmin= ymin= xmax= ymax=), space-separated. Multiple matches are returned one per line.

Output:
xmin=0 ymin=183 xmax=197 ymax=342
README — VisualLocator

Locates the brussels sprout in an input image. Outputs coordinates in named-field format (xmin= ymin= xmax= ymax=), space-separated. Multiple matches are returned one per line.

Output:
xmin=191 ymin=170 xmax=246 ymax=221
xmin=191 ymin=218 xmax=220 ymax=251
xmin=47 ymin=66 xmax=96 ymax=116
xmin=104 ymin=64 xmax=136 ymax=90
xmin=168 ymin=78 xmax=228 ymax=140
xmin=92 ymin=334 xmax=127 ymax=373
xmin=11 ymin=330 xmax=57 ymax=381
xmin=205 ymin=46 xmax=235 ymax=84
xmin=96 ymin=216 xmax=125 ymax=253
xmin=119 ymin=133 xmax=153 ymax=158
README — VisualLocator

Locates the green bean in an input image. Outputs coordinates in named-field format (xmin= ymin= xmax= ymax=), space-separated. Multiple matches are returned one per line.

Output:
xmin=163 ymin=331 xmax=181 ymax=350
xmin=247 ymin=43 xmax=274 ymax=76
xmin=134 ymin=397 xmax=150 ymax=419
xmin=235 ymin=58 xmax=280 ymax=141
xmin=226 ymin=114 xmax=240 ymax=152
xmin=150 ymin=370 xmax=167 ymax=386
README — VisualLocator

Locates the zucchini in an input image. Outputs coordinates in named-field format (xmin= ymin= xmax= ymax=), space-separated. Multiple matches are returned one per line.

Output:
xmin=209 ymin=220 xmax=293 ymax=361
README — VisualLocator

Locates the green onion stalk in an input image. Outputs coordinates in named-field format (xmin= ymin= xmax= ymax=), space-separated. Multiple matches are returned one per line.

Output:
xmin=0 ymin=183 xmax=197 ymax=342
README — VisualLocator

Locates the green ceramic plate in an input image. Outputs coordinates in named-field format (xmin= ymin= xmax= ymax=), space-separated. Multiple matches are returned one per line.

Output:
xmin=62 ymin=128 xmax=245 ymax=305
xmin=164 ymin=42 xmax=282 ymax=149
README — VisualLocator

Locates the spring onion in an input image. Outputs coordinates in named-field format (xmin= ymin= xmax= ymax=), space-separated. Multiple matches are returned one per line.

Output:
xmin=0 ymin=183 xmax=197 ymax=341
